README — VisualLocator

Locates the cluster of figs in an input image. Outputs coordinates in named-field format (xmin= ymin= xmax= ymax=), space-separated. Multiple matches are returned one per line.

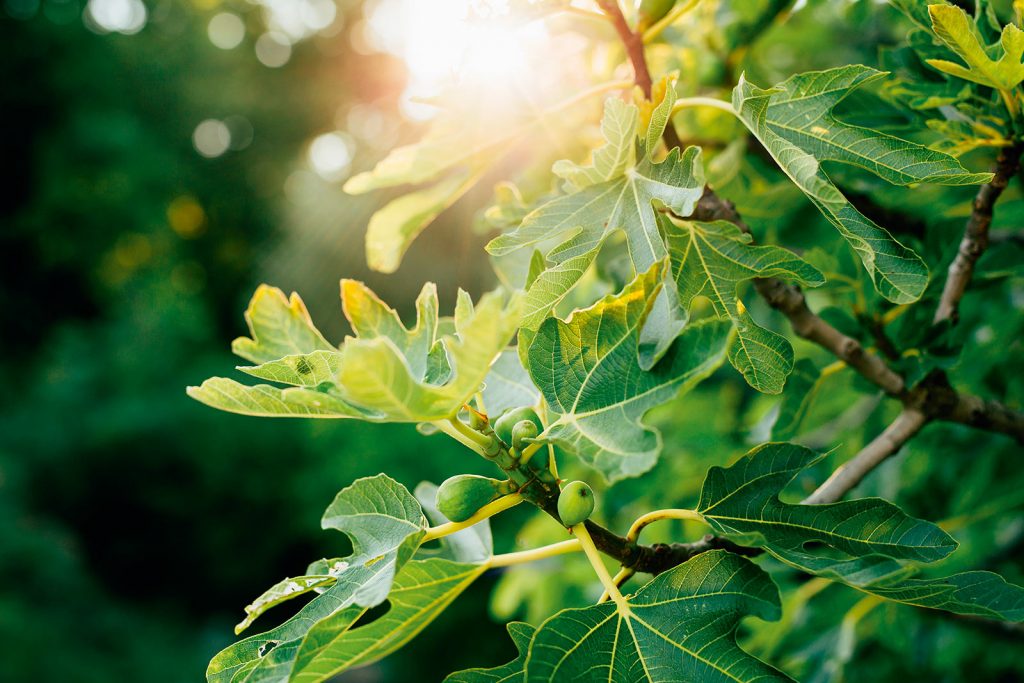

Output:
xmin=435 ymin=407 xmax=595 ymax=528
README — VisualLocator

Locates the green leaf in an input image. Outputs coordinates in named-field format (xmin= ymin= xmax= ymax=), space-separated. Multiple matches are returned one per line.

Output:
xmin=231 ymin=285 xmax=334 ymax=364
xmin=523 ymin=550 xmax=791 ymax=682
xmin=642 ymin=73 xmax=678 ymax=155
xmin=186 ymin=378 xmax=368 ymax=419
xmin=487 ymin=98 xmax=705 ymax=332
xmin=762 ymin=66 xmax=990 ymax=186
xmin=235 ymin=576 xmax=337 ymax=636
xmin=552 ymin=98 xmax=638 ymax=190
xmin=444 ymin=622 xmax=534 ymax=683
xmin=336 ymin=282 xmax=523 ymax=421
xmin=773 ymin=549 xmax=1024 ymax=621
xmin=480 ymin=349 xmax=541 ymax=420
xmin=207 ymin=475 xmax=428 ymax=682
xmin=191 ymin=280 xmax=519 ymax=422
xmin=731 ymin=66 xmax=988 ymax=303
xmin=527 ymin=263 xmax=733 ymax=482
xmin=239 ymin=350 xmax=343 ymax=388
xmin=288 ymin=559 xmax=487 ymax=683
xmin=926 ymin=4 xmax=1024 ymax=91
xmin=364 ymin=167 xmax=481 ymax=274
xmin=664 ymin=217 xmax=825 ymax=394
xmin=344 ymin=119 xmax=512 ymax=194
xmin=696 ymin=443 xmax=958 ymax=563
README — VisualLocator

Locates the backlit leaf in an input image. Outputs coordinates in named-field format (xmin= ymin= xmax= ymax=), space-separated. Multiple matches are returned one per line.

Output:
xmin=364 ymin=167 xmax=482 ymax=274
xmin=926 ymin=4 xmax=1024 ymax=91
xmin=527 ymin=263 xmax=732 ymax=482
xmin=336 ymin=283 xmax=523 ymax=421
xmin=231 ymin=285 xmax=334 ymax=364
xmin=487 ymin=98 xmax=705 ymax=332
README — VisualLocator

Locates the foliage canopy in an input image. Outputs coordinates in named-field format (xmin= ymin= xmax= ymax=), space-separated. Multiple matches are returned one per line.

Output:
xmin=190 ymin=2 xmax=1024 ymax=681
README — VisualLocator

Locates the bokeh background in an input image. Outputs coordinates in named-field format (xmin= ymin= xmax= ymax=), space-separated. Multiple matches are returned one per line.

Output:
xmin=3 ymin=1 xmax=1022 ymax=682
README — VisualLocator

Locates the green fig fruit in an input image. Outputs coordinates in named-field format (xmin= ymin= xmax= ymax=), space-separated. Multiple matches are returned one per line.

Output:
xmin=638 ymin=0 xmax=677 ymax=30
xmin=493 ymin=406 xmax=542 ymax=446
xmin=557 ymin=481 xmax=595 ymax=527
xmin=511 ymin=419 xmax=540 ymax=453
xmin=436 ymin=475 xmax=510 ymax=523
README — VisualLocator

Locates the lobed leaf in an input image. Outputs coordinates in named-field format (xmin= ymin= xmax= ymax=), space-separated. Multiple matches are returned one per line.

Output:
xmin=207 ymin=476 xmax=428 ymax=681
xmin=191 ymin=280 xmax=520 ymax=423
xmin=336 ymin=283 xmax=522 ymax=421
xmin=697 ymin=443 xmax=958 ymax=563
xmin=731 ymin=66 xmax=989 ymax=303
xmin=486 ymin=98 xmax=706 ymax=333
xmin=524 ymin=551 xmax=791 ymax=682
xmin=664 ymin=217 xmax=825 ymax=394
xmin=527 ymin=263 xmax=733 ymax=482
xmin=231 ymin=285 xmax=334 ymax=364
xmin=926 ymin=4 xmax=1024 ymax=91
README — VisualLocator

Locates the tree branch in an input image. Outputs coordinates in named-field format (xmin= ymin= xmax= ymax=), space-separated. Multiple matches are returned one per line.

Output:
xmin=802 ymin=409 xmax=928 ymax=505
xmin=595 ymin=0 xmax=652 ymax=98
xmin=934 ymin=143 xmax=1023 ymax=325
xmin=690 ymin=189 xmax=908 ymax=396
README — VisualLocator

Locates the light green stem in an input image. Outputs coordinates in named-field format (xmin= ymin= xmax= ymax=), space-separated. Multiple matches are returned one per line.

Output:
xmin=487 ymin=538 xmax=583 ymax=568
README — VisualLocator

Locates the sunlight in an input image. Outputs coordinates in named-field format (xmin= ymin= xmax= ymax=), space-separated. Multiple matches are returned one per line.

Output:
xmin=362 ymin=0 xmax=558 ymax=120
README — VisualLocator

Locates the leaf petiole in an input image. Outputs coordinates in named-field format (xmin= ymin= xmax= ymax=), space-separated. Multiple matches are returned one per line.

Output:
xmin=626 ymin=508 xmax=705 ymax=543
xmin=574 ymin=523 xmax=632 ymax=614
xmin=598 ymin=566 xmax=636 ymax=604
xmin=671 ymin=96 xmax=737 ymax=117
xmin=421 ymin=493 xmax=525 ymax=544
xmin=487 ymin=538 xmax=583 ymax=568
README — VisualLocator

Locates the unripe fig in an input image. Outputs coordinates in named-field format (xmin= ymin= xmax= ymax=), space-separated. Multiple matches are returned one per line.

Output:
xmin=493 ymin=407 xmax=542 ymax=446
xmin=638 ymin=0 xmax=676 ymax=30
xmin=436 ymin=475 xmax=509 ymax=523
xmin=557 ymin=481 xmax=595 ymax=527
xmin=511 ymin=419 xmax=539 ymax=452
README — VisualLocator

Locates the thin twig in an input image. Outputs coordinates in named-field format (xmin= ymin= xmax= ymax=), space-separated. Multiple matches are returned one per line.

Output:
xmin=802 ymin=409 xmax=928 ymax=505
xmin=934 ymin=143 xmax=1023 ymax=324
xmin=595 ymin=0 xmax=652 ymax=97
xmin=690 ymin=189 xmax=908 ymax=396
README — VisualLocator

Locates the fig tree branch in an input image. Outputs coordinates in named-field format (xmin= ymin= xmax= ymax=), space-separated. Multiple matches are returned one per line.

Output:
xmin=595 ymin=0 xmax=652 ymax=98
xmin=802 ymin=409 xmax=928 ymax=505
xmin=934 ymin=143 xmax=1024 ymax=324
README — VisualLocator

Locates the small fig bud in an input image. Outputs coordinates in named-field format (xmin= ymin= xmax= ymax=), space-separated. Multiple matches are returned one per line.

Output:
xmin=557 ymin=481 xmax=595 ymax=527
xmin=493 ymin=407 xmax=543 ymax=446
xmin=511 ymin=419 xmax=539 ymax=452
xmin=436 ymin=475 xmax=506 ymax=523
